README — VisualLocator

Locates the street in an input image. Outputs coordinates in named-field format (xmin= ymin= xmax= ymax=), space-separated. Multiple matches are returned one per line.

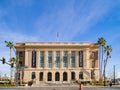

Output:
xmin=0 ymin=86 xmax=120 ymax=90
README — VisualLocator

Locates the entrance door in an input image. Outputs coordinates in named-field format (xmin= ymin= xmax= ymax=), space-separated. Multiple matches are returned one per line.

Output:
xmin=39 ymin=72 xmax=43 ymax=81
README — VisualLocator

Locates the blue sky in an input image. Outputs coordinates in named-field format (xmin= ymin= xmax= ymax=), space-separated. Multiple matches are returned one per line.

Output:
xmin=0 ymin=0 xmax=120 ymax=78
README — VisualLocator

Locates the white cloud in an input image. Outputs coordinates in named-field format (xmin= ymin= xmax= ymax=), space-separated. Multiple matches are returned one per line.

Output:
xmin=0 ymin=25 xmax=39 ymax=77
xmin=0 ymin=30 xmax=39 ymax=42
xmin=35 ymin=0 xmax=116 ymax=41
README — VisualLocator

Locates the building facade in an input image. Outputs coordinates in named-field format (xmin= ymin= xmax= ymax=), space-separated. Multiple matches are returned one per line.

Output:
xmin=15 ymin=42 xmax=99 ymax=84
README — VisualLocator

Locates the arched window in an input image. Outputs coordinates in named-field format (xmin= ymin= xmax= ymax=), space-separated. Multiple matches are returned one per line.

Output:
xmin=63 ymin=72 xmax=67 ymax=81
xmin=31 ymin=72 xmax=36 ymax=80
xmin=71 ymin=72 xmax=75 ymax=80
xmin=39 ymin=72 xmax=43 ymax=81
xmin=32 ymin=50 xmax=36 ymax=68
xmin=48 ymin=72 xmax=52 ymax=81
xmin=79 ymin=72 xmax=83 ymax=79
xmin=55 ymin=72 xmax=60 ymax=81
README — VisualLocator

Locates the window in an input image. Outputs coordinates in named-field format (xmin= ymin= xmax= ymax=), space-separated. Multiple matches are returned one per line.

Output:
xmin=92 ymin=51 xmax=95 ymax=58
xmin=63 ymin=51 xmax=68 ymax=67
xmin=48 ymin=51 xmax=52 ymax=68
xmin=56 ymin=51 xmax=60 ymax=68
xmin=92 ymin=61 xmax=95 ymax=68
xmin=31 ymin=72 xmax=36 ymax=79
xmin=19 ymin=51 xmax=23 ymax=57
xmin=79 ymin=51 xmax=83 ymax=67
xmin=32 ymin=50 xmax=36 ymax=68
xmin=40 ymin=51 xmax=44 ymax=68
xmin=91 ymin=70 xmax=95 ymax=79
xmin=19 ymin=61 xmax=23 ymax=66
xmin=71 ymin=51 xmax=75 ymax=67
xmin=79 ymin=72 xmax=83 ymax=79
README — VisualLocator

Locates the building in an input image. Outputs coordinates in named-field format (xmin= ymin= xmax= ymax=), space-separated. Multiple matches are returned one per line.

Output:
xmin=15 ymin=42 xmax=99 ymax=85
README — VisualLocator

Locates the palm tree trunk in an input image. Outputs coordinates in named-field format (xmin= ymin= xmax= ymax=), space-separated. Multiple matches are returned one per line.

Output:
xmin=99 ymin=46 xmax=101 ymax=80
xmin=101 ymin=46 xmax=104 ymax=81
xmin=10 ymin=48 xmax=12 ymax=82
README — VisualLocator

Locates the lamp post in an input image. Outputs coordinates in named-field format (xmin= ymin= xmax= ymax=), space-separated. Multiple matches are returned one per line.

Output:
xmin=104 ymin=60 xmax=106 ymax=86
xmin=113 ymin=65 xmax=115 ymax=85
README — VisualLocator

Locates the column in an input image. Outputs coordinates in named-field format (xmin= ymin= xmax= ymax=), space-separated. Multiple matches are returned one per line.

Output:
xmin=44 ymin=71 xmax=47 ymax=82
xmin=23 ymin=70 xmax=30 ymax=82
xmin=28 ymin=50 xmax=32 ymax=68
xmin=75 ymin=51 xmax=78 ymax=68
xmin=68 ymin=71 xmax=71 ymax=83
xmin=36 ymin=71 xmax=39 ymax=84
xmin=60 ymin=72 xmax=63 ymax=82
xmin=25 ymin=50 xmax=28 ymax=67
xmin=85 ymin=48 xmax=90 ymax=69
xmin=36 ymin=50 xmax=40 ymax=68
xmin=52 ymin=51 xmax=55 ymax=68
xmin=68 ymin=51 xmax=71 ymax=68
xmin=60 ymin=51 xmax=63 ymax=68
xmin=44 ymin=51 xmax=48 ymax=68
xmin=52 ymin=72 xmax=55 ymax=82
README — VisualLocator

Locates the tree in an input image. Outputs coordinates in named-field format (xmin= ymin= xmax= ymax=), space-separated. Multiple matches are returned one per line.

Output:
xmin=10 ymin=57 xmax=17 ymax=64
xmin=103 ymin=45 xmax=112 ymax=86
xmin=5 ymin=41 xmax=14 ymax=81
xmin=97 ymin=37 xmax=106 ymax=80
xmin=5 ymin=41 xmax=14 ymax=60
xmin=104 ymin=45 xmax=112 ymax=69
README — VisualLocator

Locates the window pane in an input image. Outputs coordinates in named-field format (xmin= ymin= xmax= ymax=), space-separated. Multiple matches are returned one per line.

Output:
xmin=56 ymin=51 xmax=60 ymax=68
xmin=19 ymin=51 xmax=23 ymax=57
xmin=32 ymin=51 xmax=36 ymax=68
xmin=40 ymin=51 xmax=44 ymax=68
xmin=71 ymin=51 xmax=75 ymax=67
xmin=79 ymin=72 xmax=83 ymax=79
xmin=79 ymin=51 xmax=83 ymax=67
xmin=48 ymin=51 xmax=52 ymax=68
xmin=32 ymin=72 xmax=36 ymax=79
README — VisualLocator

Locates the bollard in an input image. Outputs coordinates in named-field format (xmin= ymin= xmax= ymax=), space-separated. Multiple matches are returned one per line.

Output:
xmin=79 ymin=83 xmax=82 ymax=90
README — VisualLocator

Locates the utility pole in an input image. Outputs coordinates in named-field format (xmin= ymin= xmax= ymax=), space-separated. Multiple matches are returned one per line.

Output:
xmin=114 ymin=65 xmax=115 ymax=85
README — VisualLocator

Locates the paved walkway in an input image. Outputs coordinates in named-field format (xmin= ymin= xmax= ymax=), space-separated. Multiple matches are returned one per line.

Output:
xmin=0 ymin=85 xmax=120 ymax=90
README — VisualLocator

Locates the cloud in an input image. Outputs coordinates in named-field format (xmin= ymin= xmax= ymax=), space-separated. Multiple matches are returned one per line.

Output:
xmin=34 ymin=0 xmax=116 ymax=41
xmin=0 ymin=29 xmax=39 ymax=43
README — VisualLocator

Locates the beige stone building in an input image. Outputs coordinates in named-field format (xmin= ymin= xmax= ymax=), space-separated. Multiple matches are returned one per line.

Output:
xmin=15 ymin=42 xmax=99 ymax=84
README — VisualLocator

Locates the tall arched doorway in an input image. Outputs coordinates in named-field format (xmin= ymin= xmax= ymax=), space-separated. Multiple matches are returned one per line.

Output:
xmin=39 ymin=72 xmax=43 ymax=81
xmin=71 ymin=72 xmax=75 ymax=80
xmin=55 ymin=72 xmax=60 ymax=81
xmin=48 ymin=72 xmax=52 ymax=81
xmin=79 ymin=71 xmax=83 ymax=79
xmin=63 ymin=72 xmax=67 ymax=81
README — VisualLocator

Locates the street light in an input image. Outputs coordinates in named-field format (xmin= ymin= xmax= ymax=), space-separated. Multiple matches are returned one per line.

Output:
xmin=113 ymin=65 xmax=116 ymax=85
xmin=104 ymin=60 xmax=106 ymax=86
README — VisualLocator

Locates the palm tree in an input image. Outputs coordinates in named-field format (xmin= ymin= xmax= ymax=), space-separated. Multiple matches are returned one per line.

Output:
xmin=5 ymin=41 xmax=14 ymax=60
xmin=5 ymin=41 xmax=14 ymax=81
xmin=97 ymin=37 xmax=106 ymax=80
xmin=104 ymin=45 xmax=112 ymax=69
xmin=10 ymin=57 xmax=17 ymax=64
xmin=103 ymin=45 xmax=112 ymax=86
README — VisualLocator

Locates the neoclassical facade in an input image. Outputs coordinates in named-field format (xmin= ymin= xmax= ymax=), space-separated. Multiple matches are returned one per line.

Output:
xmin=15 ymin=42 xmax=99 ymax=84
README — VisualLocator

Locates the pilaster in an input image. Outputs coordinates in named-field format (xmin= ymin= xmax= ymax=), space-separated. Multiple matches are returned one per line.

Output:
xmin=52 ymin=51 xmax=55 ymax=68
xmin=60 ymin=51 xmax=63 ymax=68
xmin=36 ymin=50 xmax=40 ymax=68
xmin=44 ymin=51 xmax=48 ymax=68
xmin=75 ymin=51 xmax=78 ymax=68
